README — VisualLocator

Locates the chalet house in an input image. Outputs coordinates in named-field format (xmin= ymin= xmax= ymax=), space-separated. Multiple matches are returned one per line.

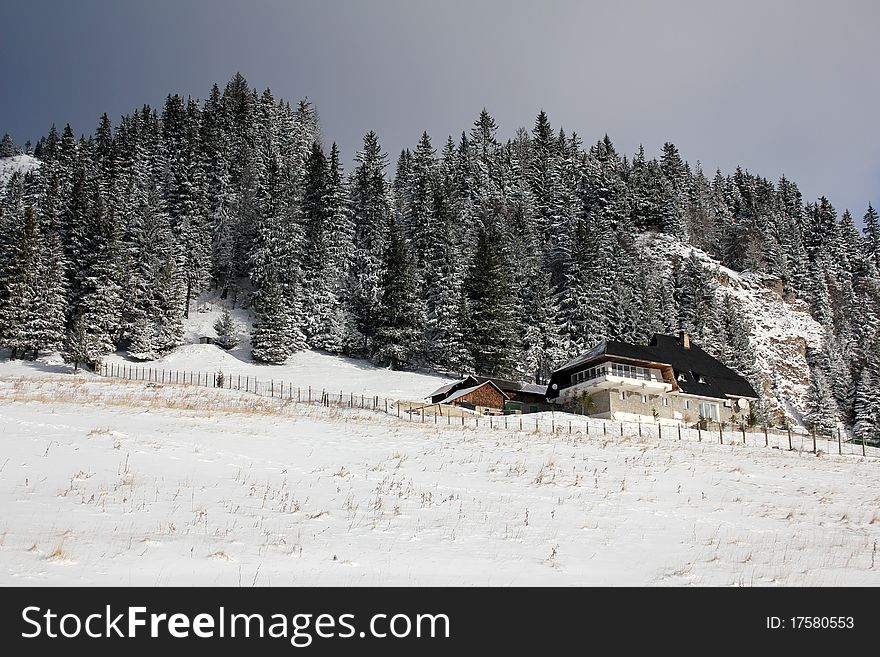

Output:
xmin=428 ymin=376 xmax=550 ymax=414
xmin=546 ymin=332 xmax=759 ymax=426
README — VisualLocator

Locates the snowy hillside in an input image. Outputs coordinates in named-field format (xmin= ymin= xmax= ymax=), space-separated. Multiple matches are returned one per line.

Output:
xmin=641 ymin=233 xmax=825 ymax=429
xmin=105 ymin=295 xmax=456 ymax=400
xmin=0 ymin=375 xmax=877 ymax=586
xmin=0 ymin=154 xmax=40 ymax=187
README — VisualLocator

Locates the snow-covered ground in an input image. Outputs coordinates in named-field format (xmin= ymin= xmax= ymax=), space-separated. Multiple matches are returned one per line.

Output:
xmin=97 ymin=296 xmax=456 ymax=401
xmin=1 ymin=372 xmax=878 ymax=586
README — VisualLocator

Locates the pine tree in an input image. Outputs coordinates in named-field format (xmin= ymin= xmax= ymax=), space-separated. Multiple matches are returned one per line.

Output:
xmin=0 ymin=207 xmax=67 ymax=358
xmin=347 ymin=131 xmax=391 ymax=354
xmin=805 ymin=367 xmax=838 ymax=436
xmin=213 ymin=308 xmax=239 ymax=350
xmin=372 ymin=216 xmax=424 ymax=369
xmin=0 ymin=133 xmax=16 ymax=158
xmin=853 ymin=358 xmax=880 ymax=445
xmin=863 ymin=204 xmax=880 ymax=270
xmin=251 ymin=271 xmax=302 ymax=364
xmin=463 ymin=226 xmax=517 ymax=377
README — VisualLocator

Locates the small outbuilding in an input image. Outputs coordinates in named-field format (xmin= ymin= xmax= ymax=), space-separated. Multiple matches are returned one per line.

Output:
xmin=428 ymin=376 xmax=550 ymax=414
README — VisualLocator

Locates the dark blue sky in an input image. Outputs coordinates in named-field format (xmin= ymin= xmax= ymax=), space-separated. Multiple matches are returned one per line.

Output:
xmin=1 ymin=0 xmax=877 ymax=217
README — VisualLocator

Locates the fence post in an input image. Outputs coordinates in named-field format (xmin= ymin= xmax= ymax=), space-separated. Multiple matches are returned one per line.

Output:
xmin=658 ymin=423 xmax=661 ymax=440
xmin=742 ymin=426 xmax=746 ymax=445
xmin=764 ymin=426 xmax=768 ymax=447
xmin=677 ymin=424 xmax=681 ymax=441
xmin=862 ymin=435 xmax=867 ymax=457
xmin=812 ymin=431 xmax=817 ymax=454
xmin=837 ymin=427 xmax=842 ymax=455
xmin=603 ymin=421 xmax=607 ymax=436
xmin=697 ymin=426 xmax=701 ymax=442
xmin=638 ymin=421 xmax=642 ymax=437
xmin=788 ymin=428 xmax=792 ymax=451
xmin=719 ymin=424 xmax=723 ymax=445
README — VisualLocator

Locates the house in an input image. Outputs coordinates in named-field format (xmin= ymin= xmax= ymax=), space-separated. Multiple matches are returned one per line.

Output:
xmin=546 ymin=332 xmax=759 ymax=426
xmin=428 ymin=376 xmax=550 ymax=414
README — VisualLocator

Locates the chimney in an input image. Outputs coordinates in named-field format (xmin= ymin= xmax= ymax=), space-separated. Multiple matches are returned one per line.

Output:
xmin=679 ymin=330 xmax=691 ymax=349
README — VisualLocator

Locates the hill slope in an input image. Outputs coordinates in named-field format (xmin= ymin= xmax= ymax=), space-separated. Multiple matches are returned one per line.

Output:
xmin=642 ymin=233 xmax=824 ymax=429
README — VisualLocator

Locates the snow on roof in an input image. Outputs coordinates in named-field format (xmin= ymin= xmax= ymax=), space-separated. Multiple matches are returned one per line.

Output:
xmin=437 ymin=380 xmax=509 ymax=405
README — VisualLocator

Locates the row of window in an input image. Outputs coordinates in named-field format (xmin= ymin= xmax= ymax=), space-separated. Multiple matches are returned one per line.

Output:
xmin=615 ymin=390 xmax=721 ymax=420
xmin=571 ymin=363 xmax=657 ymax=385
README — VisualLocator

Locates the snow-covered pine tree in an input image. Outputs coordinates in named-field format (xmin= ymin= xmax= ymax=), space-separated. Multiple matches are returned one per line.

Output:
xmin=863 ymin=204 xmax=880 ymax=271
xmin=805 ymin=366 xmax=839 ymax=437
xmin=853 ymin=356 xmax=880 ymax=445
xmin=463 ymin=226 xmax=517 ymax=377
xmin=0 ymin=207 xmax=67 ymax=358
xmin=300 ymin=141 xmax=346 ymax=352
xmin=347 ymin=131 xmax=391 ymax=355
xmin=372 ymin=216 xmax=424 ymax=370
xmin=0 ymin=133 xmax=16 ymax=158
xmin=251 ymin=270 xmax=302 ymax=364
xmin=213 ymin=308 xmax=239 ymax=350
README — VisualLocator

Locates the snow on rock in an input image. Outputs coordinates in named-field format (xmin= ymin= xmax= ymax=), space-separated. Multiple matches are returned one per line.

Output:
xmin=640 ymin=233 xmax=824 ymax=428
xmin=0 ymin=154 xmax=41 ymax=187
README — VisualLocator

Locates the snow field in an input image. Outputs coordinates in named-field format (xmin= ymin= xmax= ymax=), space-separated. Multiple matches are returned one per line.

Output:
xmin=1 ymin=375 xmax=878 ymax=586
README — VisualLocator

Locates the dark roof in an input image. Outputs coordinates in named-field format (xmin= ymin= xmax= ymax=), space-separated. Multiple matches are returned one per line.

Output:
xmin=645 ymin=334 xmax=758 ymax=400
xmin=427 ymin=381 xmax=459 ymax=399
xmin=555 ymin=340 xmax=668 ymax=372
xmin=428 ymin=376 xmax=548 ymax=401
xmin=550 ymin=334 xmax=758 ymax=401
xmin=470 ymin=376 xmax=547 ymax=397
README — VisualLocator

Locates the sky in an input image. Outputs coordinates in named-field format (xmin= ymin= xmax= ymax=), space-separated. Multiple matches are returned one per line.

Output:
xmin=1 ymin=0 xmax=877 ymax=218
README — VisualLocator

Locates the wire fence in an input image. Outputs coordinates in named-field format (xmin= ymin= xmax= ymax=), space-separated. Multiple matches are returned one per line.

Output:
xmin=98 ymin=362 xmax=880 ymax=462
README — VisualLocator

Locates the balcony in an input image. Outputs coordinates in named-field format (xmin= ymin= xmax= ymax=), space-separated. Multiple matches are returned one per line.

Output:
xmin=568 ymin=362 xmax=672 ymax=394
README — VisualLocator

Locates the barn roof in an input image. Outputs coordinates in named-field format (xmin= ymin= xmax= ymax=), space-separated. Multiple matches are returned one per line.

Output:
xmin=428 ymin=376 xmax=548 ymax=401
xmin=469 ymin=376 xmax=548 ymax=396
xmin=436 ymin=380 xmax=509 ymax=405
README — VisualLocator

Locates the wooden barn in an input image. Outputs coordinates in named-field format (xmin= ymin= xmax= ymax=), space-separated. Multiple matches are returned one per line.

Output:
xmin=428 ymin=376 xmax=550 ymax=414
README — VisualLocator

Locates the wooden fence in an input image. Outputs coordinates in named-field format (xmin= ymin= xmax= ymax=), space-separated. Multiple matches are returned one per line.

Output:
xmin=97 ymin=362 xmax=879 ymax=461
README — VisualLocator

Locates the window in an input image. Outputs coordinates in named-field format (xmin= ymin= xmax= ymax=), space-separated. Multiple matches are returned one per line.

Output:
xmin=619 ymin=390 xmax=626 ymax=401
xmin=684 ymin=399 xmax=690 ymax=410
xmin=676 ymin=371 xmax=687 ymax=382
xmin=693 ymin=372 xmax=708 ymax=384
xmin=572 ymin=364 xmax=609 ymax=385
xmin=662 ymin=397 xmax=669 ymax=407
xmin=641 ymin=395 xmax=648 ymax=404
xmin=699 ymin=401 xmax=720 ymax=422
